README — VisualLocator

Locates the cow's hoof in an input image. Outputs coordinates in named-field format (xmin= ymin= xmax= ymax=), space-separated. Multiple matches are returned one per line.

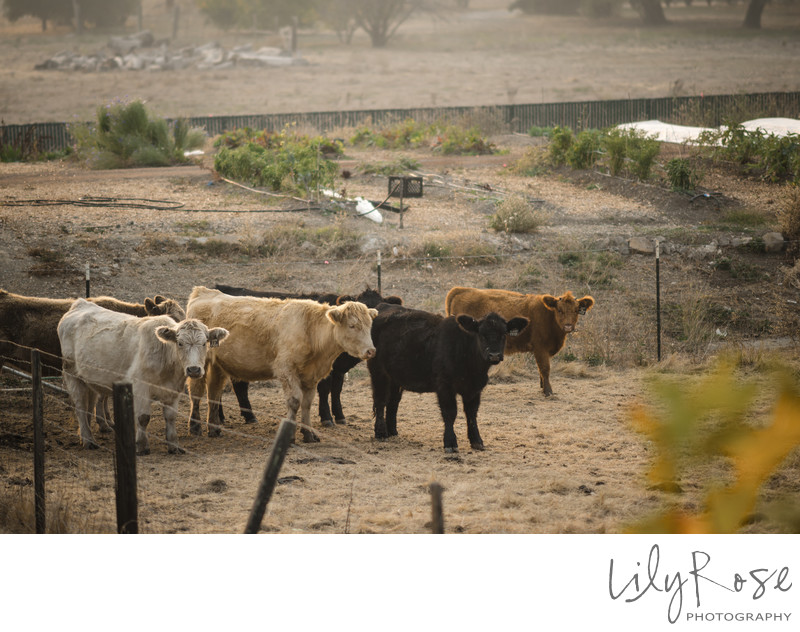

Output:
xmin=444 ymin=446 xmax=459 ymax=454
xmin=471 ymin=442 xmax=485 ymax=451
xmin=208 ymin=425 xmax=222 ymax=438
xmin=168 ymin=445 xmax=186 ymax=455
xmin=136 ymin=447 xmax=150 ymax=456
xmin=321 ymin=418 xmax=334 ymax=428
xmin=335 ymin=417 xmax=347 ymax=425
xmin=82 ymin=441 xmax=99 ymax=450
xmin=189 ymin=421 xmax=203 ymax=436
xmin=301 ymin=429 xmax=320 ymax=443
xmin=243 ymin=415 xmax=258 ymax=425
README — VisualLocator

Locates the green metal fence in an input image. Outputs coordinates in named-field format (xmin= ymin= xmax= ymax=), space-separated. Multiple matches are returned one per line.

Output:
xmin=3 ymin=91 xmax=800 ymax=153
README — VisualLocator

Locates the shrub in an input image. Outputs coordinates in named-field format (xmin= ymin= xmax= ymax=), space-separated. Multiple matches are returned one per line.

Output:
xmin=71 ymin=99 xmax=206 ymax=169
xmin=548 ymin=126 xmax=574 ymax=166
xmin=627 ymin=134 xmax=661 ymax=181
xmin=666 ymin=157 xmax=701 ymax=192
xmin=213 ymin=127 xmax=338 ymax=196
xmin=489 ymin=195 xmax=542 ymax=234
xmin=779 ymin=184 xmax=800 ymax=260
xmin=567 ymin=129 xmax=603 ymax=170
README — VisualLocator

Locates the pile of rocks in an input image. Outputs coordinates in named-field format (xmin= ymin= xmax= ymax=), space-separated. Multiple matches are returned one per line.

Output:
xmin=34 ymin=31 xmax=308 ymax=72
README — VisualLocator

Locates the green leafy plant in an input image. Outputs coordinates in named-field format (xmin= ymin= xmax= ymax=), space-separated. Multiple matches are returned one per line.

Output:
xmin=665 ymin=157 xmax=702 ymax=192
xmin=548 ymin=126 xmax=574 ymax=166
xmin=70 ymin=99 xmax=206 ymax=169
xmin=213 ymin=126 xmax=338 ymax=195
xmin=567 ymin=129 xmax=602 ymax=170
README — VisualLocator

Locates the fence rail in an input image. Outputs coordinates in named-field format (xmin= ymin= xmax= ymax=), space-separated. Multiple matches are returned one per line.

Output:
xmin=3 ymin=91 xmax=800 ymax=153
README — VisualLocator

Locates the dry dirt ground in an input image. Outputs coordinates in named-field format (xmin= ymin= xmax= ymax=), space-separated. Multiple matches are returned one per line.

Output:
xmin=1 ymin=1 xmax=800 ymax=535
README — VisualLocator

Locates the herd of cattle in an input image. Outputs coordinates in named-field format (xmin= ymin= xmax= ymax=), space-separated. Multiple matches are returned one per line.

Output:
xmin=0 ymin=284 xmax=594 ymax=454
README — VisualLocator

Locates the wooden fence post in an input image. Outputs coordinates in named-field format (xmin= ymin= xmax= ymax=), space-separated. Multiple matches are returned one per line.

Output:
xmin=429 ymin=482 xmax=444 ymax=534
xmin=31 ymin=350 xmax=46 ymax=534
xmin=113 ymin=382 xmax=138 ymax=534
xmin=245 ymin=419 xmax=296 ymax=534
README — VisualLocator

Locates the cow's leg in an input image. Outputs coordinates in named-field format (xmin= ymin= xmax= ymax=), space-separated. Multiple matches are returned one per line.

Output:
xmin=299 ymin=385 xmax=319 ymax=443
xmin=462 ymin=392 xmax=484 ymax=451
xmin=163 ymin=398 xmax=185 ymax=455
xmin=316 ymin=375 xmax=334 ymax=427
xmin=205 ymin=366 xmax=228 ymax=437
xmin=188 ymin=376 xmax=206 ymax=436
xmin=94 ymin=396 xmax=113 ymax=433
xmin=385 ymin=382 xmax=403 ymax=437
xmin=370 ymin=370 xmax=389 ymax=440
xmin=63 ymin=372 xmax=98 ymax=449
xmin=436 ymin=389 xmax=459 ymax=453
xmin=134 ymin=392 xmax=153 ymax=456
xmin=329 ymin=370 xmax=347 ymax=425
xmin=533 ymin=350 xmax=554 ymax=396
xmin=232 ymin=380 xmax=257 ymax=424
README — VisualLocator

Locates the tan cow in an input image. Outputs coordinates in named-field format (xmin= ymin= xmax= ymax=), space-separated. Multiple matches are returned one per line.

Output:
xmin=185 ymin=286 xmax=377 ymax=443
xmin=445 ymin=287 xmax=594 ymax=397
xmin=58 ymin=299 xmax=228 ymax=454
xmin=0 ymin=289 xmax=185 ymax=433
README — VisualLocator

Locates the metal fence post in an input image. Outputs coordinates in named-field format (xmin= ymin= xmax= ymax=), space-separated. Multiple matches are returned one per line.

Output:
xmin=31 ymin=350 xmax=45 ymax=534
xmin=113 ymin=382 xmax=138 ymax=534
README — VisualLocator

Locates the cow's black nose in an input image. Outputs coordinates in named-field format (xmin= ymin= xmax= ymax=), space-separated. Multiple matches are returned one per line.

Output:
xmin=488 ymin=353 xmax=503 ymax=364
xmin=186 ymin=366 xmax=203 ymax=378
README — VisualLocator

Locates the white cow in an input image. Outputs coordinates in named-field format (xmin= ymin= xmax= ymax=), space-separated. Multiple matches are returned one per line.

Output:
xmin=58 ymin=299 xmax=228 ymax=455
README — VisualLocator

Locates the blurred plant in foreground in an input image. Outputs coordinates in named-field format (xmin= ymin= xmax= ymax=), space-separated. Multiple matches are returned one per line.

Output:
xmin=628 ymin=357 xmax=800 ymax=533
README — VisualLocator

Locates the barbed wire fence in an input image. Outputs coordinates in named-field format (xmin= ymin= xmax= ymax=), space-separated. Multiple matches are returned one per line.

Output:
xmin=1 ymin=336 xmax=450 ymax=534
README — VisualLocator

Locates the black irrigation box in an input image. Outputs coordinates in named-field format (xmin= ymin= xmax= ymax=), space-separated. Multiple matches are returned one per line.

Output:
xmin=387 ymin=176 xmax=423 ymax=198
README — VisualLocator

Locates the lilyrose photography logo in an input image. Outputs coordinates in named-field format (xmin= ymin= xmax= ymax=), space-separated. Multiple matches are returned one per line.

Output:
xmin=608 ymin=543 xmax=793 ymax=625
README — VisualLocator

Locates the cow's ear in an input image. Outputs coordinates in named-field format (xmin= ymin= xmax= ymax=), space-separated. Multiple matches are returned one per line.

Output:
xmin=155 ymin=325 xmax=178 ymax=344
xmin=208 ymin=327 xmax=229 ymax=347
xmin=326 ymin=306 xmax=345 ymax=324
xmin=154 ymin=295 xmax=167 ymax=304
xmin=144 ymin=297 xmax=157 ymax=313
xmin=578 ymin=296 xmax=595 ymax=315
xmin=506 ymin=317 xmax=529 ymax=337
xmin=542 ymin=295 xmax=558 ymax=310
xmin=456 ymin=314 xmax=479 ymax=333
xmin=337 ymin=295 xmax=355 ymax=305
xmin=386 ymin=296 xmax=403 ymax=305
xmin=368 ymin=308 xmax=378 ymax=320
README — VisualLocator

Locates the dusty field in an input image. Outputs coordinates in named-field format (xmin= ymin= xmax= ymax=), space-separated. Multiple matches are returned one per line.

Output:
xmin=1 ymin=135 xmax=799 ymax=534
xmin=1 ymin=1 xmax=800 ymax=124
xmin=1 ymin=1 xmax=800 ymax=535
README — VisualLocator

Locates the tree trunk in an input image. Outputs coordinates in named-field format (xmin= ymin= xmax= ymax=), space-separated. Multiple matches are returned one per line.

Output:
xmin=743 ymin=0 xmax=767 ymax=29
xmin=72 ymin=0 xmax=82 ymax=35
xmin=638 ymin=0 xmax=668 ymax=26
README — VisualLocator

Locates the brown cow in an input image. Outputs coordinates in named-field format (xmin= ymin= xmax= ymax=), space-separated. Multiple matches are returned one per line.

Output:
xmin=445 ymin=287 xmax=594 ymax=396
xmin=186 ymin=286 xmax=377 ymax=443
xmin=0 ymin=289 xmax=185 ymax=432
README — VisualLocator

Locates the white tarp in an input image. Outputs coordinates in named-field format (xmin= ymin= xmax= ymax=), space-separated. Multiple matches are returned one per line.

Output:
xmin=616 ymin=117 xmax=800 ymax=144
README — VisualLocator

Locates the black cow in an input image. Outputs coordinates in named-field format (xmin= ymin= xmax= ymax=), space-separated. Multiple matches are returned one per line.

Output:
xmin=214 ymin=284 xmax=402 ymax=426
xmin=367 ymin=303 xmax=528 ymax=453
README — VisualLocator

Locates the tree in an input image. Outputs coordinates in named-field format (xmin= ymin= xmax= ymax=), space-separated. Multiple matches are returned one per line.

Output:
xmin=630 ymin=0 xmax=667 ymax=26
xmin=317 ymin=0 xmax=359 ymax=44
xmin=352 ymin=0 xmax=426 ymax=48
xmin=195 ymin=0 xmax=317 ymax=30
xmin=743 ymin=0 xmax=768 ymax=29
xmin=3 ymin=0 xmax=73 ymax=31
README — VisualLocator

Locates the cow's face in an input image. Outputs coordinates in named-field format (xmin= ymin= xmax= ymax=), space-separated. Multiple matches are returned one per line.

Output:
xmin=457 ymin=312 xmax=529 ymax=365
xmin=542 ymin=292 xmax=595 ymax=333
xmin=327 ymin=302 xmax=378 ymax=360
xmin=156 ymin=319 xmax=229 ymax=378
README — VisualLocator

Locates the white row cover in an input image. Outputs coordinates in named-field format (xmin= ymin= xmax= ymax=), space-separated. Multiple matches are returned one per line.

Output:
xmin=617 ymin=117 xmax=800 ymax=144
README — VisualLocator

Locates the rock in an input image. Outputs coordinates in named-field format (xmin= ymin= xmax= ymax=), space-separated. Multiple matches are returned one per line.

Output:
xmin=628 ymin=236 xmax=654 ymax=255
xmin=763 ymin=232 xmax=785 ymax=253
